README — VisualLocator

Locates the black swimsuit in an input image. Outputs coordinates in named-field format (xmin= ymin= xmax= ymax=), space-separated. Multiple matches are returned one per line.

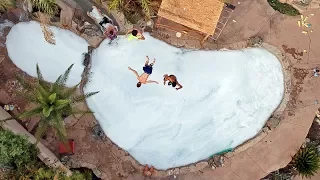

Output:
xmin=99 ymin=17 xmax=112 ymax=27
xmin=164 ymin=77 xmax=177 ymax=87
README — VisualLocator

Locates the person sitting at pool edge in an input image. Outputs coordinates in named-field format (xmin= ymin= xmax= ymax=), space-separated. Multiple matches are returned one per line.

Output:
xmin=126 ymin=27 xmax=145 ymax=41
xmin=128 ymin=56 xmax=158 ymax=88
xmin=163 ymin=74 xmax=183 ymax=90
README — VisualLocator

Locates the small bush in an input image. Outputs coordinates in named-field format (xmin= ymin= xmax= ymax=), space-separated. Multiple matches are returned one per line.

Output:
xmin=267 ymin=0 xmax=300 ymax=16
xmin=292 ymin=144 xmax=320 ymax=178
xmin=0 ymin=130 xmax=39 ymax=168
xmin=34 ymin=168 xmax=90 ymax=180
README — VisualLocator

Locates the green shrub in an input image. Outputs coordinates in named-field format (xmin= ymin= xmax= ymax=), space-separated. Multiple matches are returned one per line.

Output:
xmin=0 ymin=130 xmax=39 ymax=168
xmin=267 ymin=0 xmax=300 ymax=16
xmin=34 ymin=168 xmax=90 ymax=180
xmin=292 ymin=144 xmax=320 ymax=178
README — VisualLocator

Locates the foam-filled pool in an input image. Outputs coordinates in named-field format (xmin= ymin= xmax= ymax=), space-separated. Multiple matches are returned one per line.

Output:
xmin=6 ymin=21 xmax=284 ymax=169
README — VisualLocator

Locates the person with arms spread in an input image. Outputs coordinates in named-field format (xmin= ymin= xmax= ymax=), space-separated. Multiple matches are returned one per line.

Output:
xmin=128 ymin=56 xmax=158 ymax=88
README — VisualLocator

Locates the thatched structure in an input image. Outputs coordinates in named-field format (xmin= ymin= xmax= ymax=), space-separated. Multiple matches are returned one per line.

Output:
xmin=157 ymin=0 xmax=224 ymax=36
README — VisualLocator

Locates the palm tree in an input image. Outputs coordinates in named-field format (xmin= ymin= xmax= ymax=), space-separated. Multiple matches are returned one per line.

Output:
xmin=292 ymin=144 xmax=320 ymax=178
xmin=31 ymin=0 xmax=58 ymax=17
xmin=0 ymin=0 xmax=15 ymax=13
xmin=15 ymin=64 xmax=99 ymax=142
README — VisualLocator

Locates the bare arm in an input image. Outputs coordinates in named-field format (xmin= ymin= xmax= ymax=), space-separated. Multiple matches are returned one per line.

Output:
xmin=147 ymin=80 xmax=159 ymax=84
xmin=128 ymin=67 xmax=139 ymax=78
xmin=176 ymin=82 xmax=183 ymax=90
xmin=163 ymin=74 xmax=168 ymax=85
xmin=126 ymin=28 xmax=133 ymax=36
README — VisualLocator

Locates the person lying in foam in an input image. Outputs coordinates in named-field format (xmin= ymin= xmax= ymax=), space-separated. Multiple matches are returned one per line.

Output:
xmin=87 ymin=6 xmax=118 ymax=40
xmin=128 ymin=56 xmax=158 ymax=88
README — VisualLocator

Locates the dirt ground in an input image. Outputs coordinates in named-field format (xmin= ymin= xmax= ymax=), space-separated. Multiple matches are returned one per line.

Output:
xmin=1 ymin=0 xmax=320 ymax=179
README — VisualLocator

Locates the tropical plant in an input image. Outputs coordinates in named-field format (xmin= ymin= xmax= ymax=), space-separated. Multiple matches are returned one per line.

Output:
xmin=31 ymin=0 xmax=59 ymax=17
xmin=267 ymin=0 xmax=300 ymax=16
xmin=34 ymin=168 xmax=90 ymax=180
xmin=15 ymin=64 xmax=98 ymax=142
xmin=108 ymin=0 xmax=159 ymax=23
xmin=0 ymin=0 xmax=15 ymax=13
xmin=292 ymin=144 xmax=320 ymax=178
xmin=0 ymin=130 xmax=38 ymax=169
xmin=140 ymin=0 xmax=151 ymax=19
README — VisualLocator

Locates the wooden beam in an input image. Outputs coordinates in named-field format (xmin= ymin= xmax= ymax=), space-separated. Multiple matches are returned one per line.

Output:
xmin=201 ymin=34 xmax=211 ymax=48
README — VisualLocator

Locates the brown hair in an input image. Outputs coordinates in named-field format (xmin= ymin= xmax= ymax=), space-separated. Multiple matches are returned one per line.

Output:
xmin=137 ymin=82 xmax=141 ymax=88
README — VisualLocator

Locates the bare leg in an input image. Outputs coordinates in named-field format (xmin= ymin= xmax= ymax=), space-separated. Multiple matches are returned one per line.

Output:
xmin=145 ymin=56 xmax=150 ymax=66
xmin=150 ymin=58 xmax=156 ymax=66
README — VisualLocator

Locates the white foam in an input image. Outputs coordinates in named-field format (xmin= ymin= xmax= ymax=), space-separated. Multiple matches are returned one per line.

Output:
xmin=6 ymin=22 xmax=284 ymax=169
xmin=86 ymin=36 xmax=284 ymax=169
xmin=6 ymin=21 xmax=87 ymax=86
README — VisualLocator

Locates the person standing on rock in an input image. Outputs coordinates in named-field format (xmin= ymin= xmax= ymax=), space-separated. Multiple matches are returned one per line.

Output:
xmin=128 ymin=56 xmax=158 ymax=88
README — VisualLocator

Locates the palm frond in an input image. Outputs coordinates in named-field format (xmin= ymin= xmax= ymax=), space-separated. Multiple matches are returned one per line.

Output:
xmin=16 ymin=91 xmax=39 ymax=104
xmin=42 ymin=105 xmax=54 ymax=117
xmin=34 ymin=119 xmax=50 ymax=142
xmin=108 ymin=0 xmax=123 ymax=10
xmin=15 ymin=74 xmax=33 ymax=91
xmin=54 ymin=99 xmax=70 ymax=110
xmin=36 ymin=83 xmax=50 ymax=102
xmin=51 ymin=75 xmax=62 ymax=93
xmin=36 ymin=64 xmax=44 ymax=81
xmin=58 ymin=64 xmax=74 ymax=87
xmin=0 ymin=0 xmax=15 ymax=13
xmin=62 ymin=83 xmax=79 ymax=98
xmin=52 ymin=112 xmax=67 ymax=142
xmin=72 ymin=108 xmax=93 ymax=115
xmin=36 ymin=64 xmax=50 ymax=91
xmin=18 ymin=106 xmax=43 ymax=119
xmin=71 ymin=91 xmax=99 ymax=104
xmin=31 ymin=0 xmax=58 ymax=17
xmin=140 ymin=0 xmax=151 ymax=18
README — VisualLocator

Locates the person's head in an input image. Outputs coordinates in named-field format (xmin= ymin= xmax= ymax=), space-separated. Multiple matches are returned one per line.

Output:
xmin=137 ymin=82 xmax=141 ymax=88
xmin=172 ymin=82 xmax=177 ymax=87
xmin=132 ymin=29 xmax=138 ymax=36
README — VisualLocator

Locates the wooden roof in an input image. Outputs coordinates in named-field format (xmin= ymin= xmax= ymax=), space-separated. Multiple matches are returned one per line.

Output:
xmin=157 ymin=0 xmax=225 ymax=35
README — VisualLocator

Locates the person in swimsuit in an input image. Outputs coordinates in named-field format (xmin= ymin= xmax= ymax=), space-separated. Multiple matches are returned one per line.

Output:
xmin=163 ymin=74 xmax=183 ymax=90
xmin=126 ymin=27 xmax=145 ymax=41
xmin=87 ymin=6 xmax=118 ymax=40
xmin=128 ymin=56 xmax=158 ymax=88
